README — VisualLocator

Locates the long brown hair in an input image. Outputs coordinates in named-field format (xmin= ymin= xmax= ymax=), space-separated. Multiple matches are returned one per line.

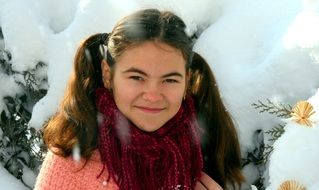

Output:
xmin=190 ymin=53 xmax=245 ymax=188
xmin=43 ymin=9 xmax=244 ymax=189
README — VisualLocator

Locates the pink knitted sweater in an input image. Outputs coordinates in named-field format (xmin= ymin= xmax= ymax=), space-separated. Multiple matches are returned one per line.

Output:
xmin=34 ymin=150 xmax=223 ymax=190
xmin=34 ymin=150 xmax=119 ymax=190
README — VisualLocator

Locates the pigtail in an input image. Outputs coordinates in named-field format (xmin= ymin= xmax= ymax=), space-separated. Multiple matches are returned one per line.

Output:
xmin=43 ymin=33 xmax=106 ymax=158
xmin=189 ymin=52 xmax=245 ymax=189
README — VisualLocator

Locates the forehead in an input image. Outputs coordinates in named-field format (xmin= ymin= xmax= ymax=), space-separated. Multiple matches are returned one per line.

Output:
xmin=115 ymin=41 xmax=186 ymax=74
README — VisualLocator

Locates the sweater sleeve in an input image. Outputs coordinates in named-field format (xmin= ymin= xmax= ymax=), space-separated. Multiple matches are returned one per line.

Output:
xmin=34 ymin=151 xmax=119 ymax=190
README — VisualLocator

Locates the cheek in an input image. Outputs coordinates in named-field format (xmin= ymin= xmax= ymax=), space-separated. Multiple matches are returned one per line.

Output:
xmin=112 ymin=77 xmax=140 ymax=108
xmin=167 ymin=81 xmax=186 ymax=98
xmin=164 ymin=86 xmax=185 ymax=107
xmin=167 ymin=90 xmax=183 ymax=102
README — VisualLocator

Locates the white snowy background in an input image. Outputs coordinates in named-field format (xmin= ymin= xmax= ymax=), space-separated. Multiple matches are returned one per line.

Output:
xmin=1 ymin=0 xmax=319 ymax=189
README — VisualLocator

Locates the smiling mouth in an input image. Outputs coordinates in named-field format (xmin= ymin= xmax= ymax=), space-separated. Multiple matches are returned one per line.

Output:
xmin=135 ymin=106 xmax=165 ymax=114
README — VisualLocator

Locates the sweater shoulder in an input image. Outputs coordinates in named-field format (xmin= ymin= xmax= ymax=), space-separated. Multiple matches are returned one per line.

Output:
xmin=34 ymin=150 xmax=118 ymax=190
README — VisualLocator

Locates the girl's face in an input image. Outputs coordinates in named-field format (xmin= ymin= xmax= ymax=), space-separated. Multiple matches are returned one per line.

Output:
xmin=103 ymin=41 xmax=187 ymax=132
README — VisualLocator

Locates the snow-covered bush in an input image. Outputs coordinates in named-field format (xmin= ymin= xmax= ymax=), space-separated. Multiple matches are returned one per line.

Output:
xmin=0 ymin=49 xmax=47 ymax=189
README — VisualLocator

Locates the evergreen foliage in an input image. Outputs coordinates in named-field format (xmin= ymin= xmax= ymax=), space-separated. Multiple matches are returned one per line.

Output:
xmin=0 ymin=50 xmax=47 ymax=189
xmin=249 ymin=99 xmax=292 ymax=190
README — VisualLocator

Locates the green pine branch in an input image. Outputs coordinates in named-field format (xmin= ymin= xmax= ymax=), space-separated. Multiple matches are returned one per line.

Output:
xmin=252 ymin=99 xmax=292 ymax=118
xmin=262 ymin=144 xmax=274 ymax=164
xmin=265 ymin=124 xmax=285 ymax=142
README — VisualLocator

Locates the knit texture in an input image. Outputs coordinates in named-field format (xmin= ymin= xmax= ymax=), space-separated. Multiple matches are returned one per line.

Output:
xmin=95 ymin=87 xmax=203 ymax=190
xmin=34 ymin=151 xmax=223 ymax=190
xmin=34 ymin=150 xmax=118 ymax=190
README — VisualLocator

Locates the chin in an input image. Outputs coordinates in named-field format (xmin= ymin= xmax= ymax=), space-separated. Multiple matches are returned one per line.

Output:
xmin=137 ymin=123 xmax=162 ymax=132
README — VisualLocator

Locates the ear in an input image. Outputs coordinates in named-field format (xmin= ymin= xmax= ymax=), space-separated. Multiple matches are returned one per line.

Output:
xmin=101 ymin=60 xmax=112 ymax=90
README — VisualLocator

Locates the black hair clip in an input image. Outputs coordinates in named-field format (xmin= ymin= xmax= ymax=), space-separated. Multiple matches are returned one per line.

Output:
xmin=98 ymin=33 xmax=115 ymax=66
xmin=99 ymin=33 xmax=109 ymax=60
xmin=100 ymin=33 xmax=109 ymax=45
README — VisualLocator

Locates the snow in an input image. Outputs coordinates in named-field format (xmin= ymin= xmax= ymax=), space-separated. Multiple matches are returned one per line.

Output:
xmin=268 ymin=124 xmax=319 ymax=189
xmin=1 ymin=0 xmax=49 ymax=72
xmin=267 ymin=91 xmax=319 ymax=189
xmin=0 ymin=73 xmax=21 ymax=112
xmin=266 ymin=89 xmax=319 ymax=190
xmin=1 ymin=0 xmax=319 ymax=189
xmin=0 ymin=165 xmax=28 ymax=190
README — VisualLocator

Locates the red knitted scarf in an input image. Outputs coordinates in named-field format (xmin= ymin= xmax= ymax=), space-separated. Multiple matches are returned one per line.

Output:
xmin=95 ymin=87 xmax=203 ymax=190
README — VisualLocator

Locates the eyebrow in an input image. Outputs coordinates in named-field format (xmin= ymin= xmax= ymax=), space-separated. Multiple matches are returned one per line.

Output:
xmin=123 ymin=67 xmax=184 ymax=78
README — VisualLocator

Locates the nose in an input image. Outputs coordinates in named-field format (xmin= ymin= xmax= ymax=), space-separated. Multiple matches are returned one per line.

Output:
xmin=142 ymin=83 xmax=163 ymax=102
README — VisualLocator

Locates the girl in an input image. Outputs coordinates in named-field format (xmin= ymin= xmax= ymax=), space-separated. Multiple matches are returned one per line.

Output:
xmin=35 ymin=9 xmax=244 ymax=190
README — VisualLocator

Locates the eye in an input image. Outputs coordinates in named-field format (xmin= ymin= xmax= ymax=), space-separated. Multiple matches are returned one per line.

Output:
xmin=163 ymin=79 xmax=179 ymax=83
xmin=129 ymin=76 xmax=144 ymax=81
